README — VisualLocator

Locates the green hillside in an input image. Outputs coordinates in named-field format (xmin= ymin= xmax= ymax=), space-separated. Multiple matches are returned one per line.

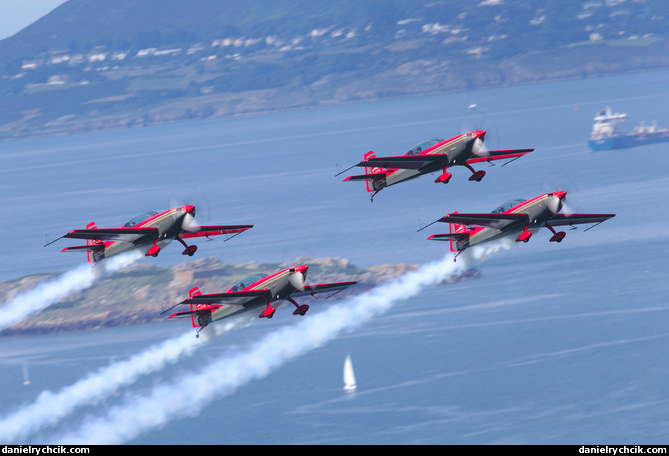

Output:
xmin=0 ymin=0 xmax=667 ymax=140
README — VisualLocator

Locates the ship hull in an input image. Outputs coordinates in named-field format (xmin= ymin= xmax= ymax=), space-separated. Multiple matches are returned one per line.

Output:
xmin=589 ymin=133 xmax=669 ymax=151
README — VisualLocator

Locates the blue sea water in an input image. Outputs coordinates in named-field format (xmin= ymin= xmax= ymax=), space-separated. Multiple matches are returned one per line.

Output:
xmin=0 ymin=70 xmax=668 ymax=444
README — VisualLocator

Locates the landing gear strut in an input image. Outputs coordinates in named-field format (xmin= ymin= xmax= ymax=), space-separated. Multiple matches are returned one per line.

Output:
xmin=176 ymin=236 xmax=198 ymax=256
xmin=465 ymin=164 xmax=486 ymax=182
xmin=146 ymin=239 xmax=161 ymax=257
xmin=259 ymin=300 xmax=276 ymax=319
xmin=434 ymin=166 xmax=452 ymax=184
xmin=546 ymin=224 xmax=566 ymax=243
xmin=288 ymin=297 xmax=309 ymax=316
xmin=516 ymin=226 xmax=532 ymax=243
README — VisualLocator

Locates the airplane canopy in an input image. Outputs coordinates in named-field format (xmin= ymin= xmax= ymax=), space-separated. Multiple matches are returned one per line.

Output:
xmin=123 ymin=211 xmax=158 ymax=228
xmin=229 ymin=273 xmax=268 ymax=292
xmin=491 ymin=199 xmax=525 ymax=214
xmin=407 ymin=137 xmax=444 ymax=155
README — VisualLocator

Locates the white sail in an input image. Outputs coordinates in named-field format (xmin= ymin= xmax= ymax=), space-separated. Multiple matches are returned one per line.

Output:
xmin=23 ymin=363 xmax=31 ymax=385
xmin=343 ymin=354 xmax=357 ymax=392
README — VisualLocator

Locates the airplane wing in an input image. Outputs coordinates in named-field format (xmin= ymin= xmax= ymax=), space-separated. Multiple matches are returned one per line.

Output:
xmin=291 ymin=281 xmax=357 ymax=298
xmin=436 ymin=213 xmax=529 ymax=230
xmin=355 ymin=154 xmax=446 ymax=170
xmin=548 ymin=213 xmax=616 ymax=227
xmin=467 ymin=148 xmax=534 ymax=164
xmin=179 ymin=289 xmax=272 ymax=306
xmin=57 ymin=227 xmax=158 ymax=243
xmin=180 ymin=224 xmax=254 ymax=239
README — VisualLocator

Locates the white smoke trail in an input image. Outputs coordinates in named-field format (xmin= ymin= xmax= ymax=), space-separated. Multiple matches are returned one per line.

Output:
xmin=0 ymin=313 xmax=257 ymax=443
xmin=0 ymin=251 xmax=143 ymax=332
xmin=53 ymin=253 xmax=472 ymax=444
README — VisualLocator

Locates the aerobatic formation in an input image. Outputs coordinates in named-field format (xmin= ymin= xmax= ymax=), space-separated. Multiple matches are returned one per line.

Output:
xmin=42 ymin=128 xmax=614 ymax=336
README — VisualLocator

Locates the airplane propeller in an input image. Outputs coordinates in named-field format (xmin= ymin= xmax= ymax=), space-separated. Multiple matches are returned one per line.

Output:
xmin=546 ymin=191 xmax=567 ymax=215
xmin=461 ymin=118 xmax=501 ymax=159
xmin=181 ymin=205 xmax=197 ymax=231
xmin=472 ymin=132 xmax=486 ymax=155
xmin=288 ymin=266 xmax=308 ymax=291
xmin=169 ymin=186 xmax=211 ymax=231
xmin=542 ymin=174 xmax=580 ymax=216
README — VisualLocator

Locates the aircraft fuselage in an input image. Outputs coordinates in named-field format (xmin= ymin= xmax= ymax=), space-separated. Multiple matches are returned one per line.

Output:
xmin=383 ymin=132 xmax=479 ymax=188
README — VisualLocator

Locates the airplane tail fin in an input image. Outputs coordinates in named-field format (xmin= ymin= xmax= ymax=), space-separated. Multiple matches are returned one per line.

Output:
xmin=342 ymin=151 xmax=388 ymax=195
xmin=85 ymin=222 xmax=98 ymax=263
xmin=426 ymin=213 xmax=470 ymax=253
xmin=188 ymin=287 xmax=203 ymax=328
xmin=363 ymin=151 xmax=388 ymax=193
xmin=449 ymin=220 xmax=469 ymax=253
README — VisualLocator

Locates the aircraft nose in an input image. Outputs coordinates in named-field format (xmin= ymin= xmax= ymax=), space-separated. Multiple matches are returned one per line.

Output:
xmin=183 ymin=205 xmax=196 ymax=216
xmin=289 ymin=266 xmax=309 ymax=291
xmin=547 ymin=191 xmax=567 ymax=214
xmin=473 ymin=130 xmax=486 ymax=140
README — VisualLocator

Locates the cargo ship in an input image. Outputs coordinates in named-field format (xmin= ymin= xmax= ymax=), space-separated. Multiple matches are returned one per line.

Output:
xmin=588 ymin=107 xmax=669 ymax=151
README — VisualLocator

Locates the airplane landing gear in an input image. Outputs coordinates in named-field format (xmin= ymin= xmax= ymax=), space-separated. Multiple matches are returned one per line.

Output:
xmin=146 ymin=239 xmax=161 ymax=257
xmin=288 ymin=298 xmax=309 ymax=316
xmin=465 ymin=164 xmax=486 ymax=182
xmin=182 ymin=245 xmax=198 ymax=256
xmin=260 ymin=302 xmax=276 ymax=319
xmin=434 ymin=172 xmax=452 ymax=184
xmin=516 ymin=226 xmax=532 ymax=243
xmin=469 ymin=170 xmax=486 ymax=182
xmin=176 ymin=237 xmax=198 ymax=256
xmin=546 ymin=224 xmax=566 ymax=243
xmin=434 ymin=165 xmax=452 ymax=184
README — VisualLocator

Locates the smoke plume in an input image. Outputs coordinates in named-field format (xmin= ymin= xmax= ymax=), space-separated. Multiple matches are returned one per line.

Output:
xmin=52 ymin=253 xmax=471 ymax=444
xmin=0 ymin=251 xmax=143 ymax=332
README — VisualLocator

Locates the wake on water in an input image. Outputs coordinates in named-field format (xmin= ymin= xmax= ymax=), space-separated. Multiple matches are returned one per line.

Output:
xmin=0 ymin=241 xmax=510 ymax=444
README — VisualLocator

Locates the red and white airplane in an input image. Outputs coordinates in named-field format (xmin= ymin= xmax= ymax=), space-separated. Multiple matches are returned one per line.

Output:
xmin=166 ymin=265 xmax=357 ymax=337
xmin=339 ymin=130 xmax=533 ymax=201
xmin=45 ymin=205 xmax=253 ymax=263
xmin=420 ymin=191 xmax=615 ymax=261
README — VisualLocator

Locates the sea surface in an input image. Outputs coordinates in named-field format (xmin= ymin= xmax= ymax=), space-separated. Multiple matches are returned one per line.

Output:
xmin=0 ymin=70 xmax=668 ymax=444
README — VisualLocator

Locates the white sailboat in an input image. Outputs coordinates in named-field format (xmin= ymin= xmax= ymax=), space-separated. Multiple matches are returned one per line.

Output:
xmin=22 ymin=362 xmax=31 ymax=385
xmin=343 ymin=354 xmax=357 ymax=392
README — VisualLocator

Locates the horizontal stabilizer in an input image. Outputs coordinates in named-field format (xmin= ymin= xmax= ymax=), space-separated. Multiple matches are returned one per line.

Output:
xmin=60 ymin=244 xmax=104 ymax=253
xmin=427 ymin=233 xmax=469 ymax=242
xmin=343 ymin=172 xmax=388 ymax=182
xmin=168 ymin=305 xmax=220 ymax=320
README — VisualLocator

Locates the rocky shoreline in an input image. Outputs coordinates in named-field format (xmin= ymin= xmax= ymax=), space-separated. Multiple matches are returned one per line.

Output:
xmin=0 ymin=257 xmax=479 ymax=336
